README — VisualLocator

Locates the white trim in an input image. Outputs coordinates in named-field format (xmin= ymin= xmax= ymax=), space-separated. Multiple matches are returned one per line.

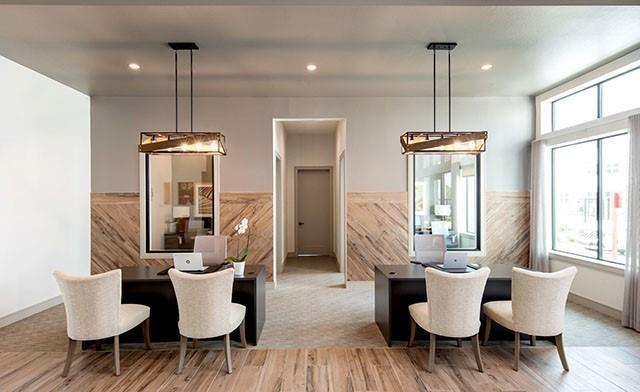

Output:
xmin=538 ymin=112 xmax=634 ymax=146
xmin=549 ymin=250 xmax=625 ymax=275
xmin=536 ymin=48 xmax=640 ymax=138
xmin=568 ymin=292 xmax=622 ymax=321
xmin=0 ymin=295 xmax=62 ymax=328
xmin=406 ymin=153 xmax=486 ymax=257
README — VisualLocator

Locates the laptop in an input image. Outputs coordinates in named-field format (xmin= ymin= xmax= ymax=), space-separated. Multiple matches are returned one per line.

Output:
xmin=437 ymin=251 xmax=468 ymax=271
xmin=173 ymin=253 xmax=207 ymax=272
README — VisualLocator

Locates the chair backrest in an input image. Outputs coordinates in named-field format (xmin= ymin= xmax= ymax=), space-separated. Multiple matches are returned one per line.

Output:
xmin=425 ymin=267 xmax=490 ymax=338
xmin=512 ymin=266 xmax=577 ymax=336
xmin=53 ymin=269 xmax=121 ymax=341
xmin=414 ymin=234 xmax=445 ymax=263
xmin=194 ymin=235 xmax=228 ymax=266
xmin=169 ymin=268 xmax=234 ymax=339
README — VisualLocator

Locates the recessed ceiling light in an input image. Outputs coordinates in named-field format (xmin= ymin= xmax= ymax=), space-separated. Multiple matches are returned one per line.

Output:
xmin=306 ymin=64 xmax=317 ymax=72
xmin=480 ymin=64 xmax=493 ymax=71
xmin=128 ymin=63 xmax=141 ymax=70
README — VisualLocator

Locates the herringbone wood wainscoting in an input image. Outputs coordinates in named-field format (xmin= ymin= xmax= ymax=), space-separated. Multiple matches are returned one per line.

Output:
xmin=346 ymin=192 xmax=530 ymax=281
xmin=91 ymin=193 xmax=273 ymax=277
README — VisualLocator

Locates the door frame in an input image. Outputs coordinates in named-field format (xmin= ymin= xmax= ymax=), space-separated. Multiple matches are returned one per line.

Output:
xmin=294 ymin=166 xmax=334 ymax=256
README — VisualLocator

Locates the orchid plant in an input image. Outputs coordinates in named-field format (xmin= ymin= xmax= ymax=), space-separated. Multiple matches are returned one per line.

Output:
xmin=225 ymin=217 xmax=250 ymax=263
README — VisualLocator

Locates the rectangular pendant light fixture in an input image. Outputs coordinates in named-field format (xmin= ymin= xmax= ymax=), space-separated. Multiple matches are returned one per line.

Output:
xmin=139 ymin=132 xmax=226 ymax=155
xmin=400 ymin=131 xmax=487 ymax=154
xmin=138 ymin=42 xmax=227 ymax=156
xmin=400 ymin=42 xmax=488 ymax=155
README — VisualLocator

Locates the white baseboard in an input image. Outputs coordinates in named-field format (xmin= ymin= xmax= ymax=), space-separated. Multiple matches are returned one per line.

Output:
xmin=0 ymin=296 xmax=63 ymax=328
xmin=568 ymin=292 xmax=622 ymax=321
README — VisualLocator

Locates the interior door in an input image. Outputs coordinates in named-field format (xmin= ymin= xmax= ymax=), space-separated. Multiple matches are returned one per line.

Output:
xmin=297 ymin=168 xmax=331 ymax=255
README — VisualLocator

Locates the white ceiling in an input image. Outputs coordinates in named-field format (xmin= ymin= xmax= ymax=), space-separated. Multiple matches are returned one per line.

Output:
xmin=0 ymin=4 xmax=638 ymax=97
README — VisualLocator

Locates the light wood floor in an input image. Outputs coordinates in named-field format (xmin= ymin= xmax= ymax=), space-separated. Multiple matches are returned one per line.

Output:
xmin=2 ymin=345 xmax=640 ymax=391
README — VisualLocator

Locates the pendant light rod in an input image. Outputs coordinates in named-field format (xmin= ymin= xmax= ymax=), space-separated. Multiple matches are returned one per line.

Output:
xmin=174 ymin=51 xmax=178 ymax=133
xmin=433 ymin=47 xmax=436 ymax=133
xmin=448 ymin=48 xmax=451 ymax=133
xmin=190 ymin=49 xmax=193 ymax=133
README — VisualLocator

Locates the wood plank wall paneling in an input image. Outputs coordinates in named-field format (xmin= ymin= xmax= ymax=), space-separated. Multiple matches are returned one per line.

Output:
xmin=92 ymin=191 xmax=527 ymax=282
xmin=347 ymin=192 xmax=410 ymax=281
xmin=91 ymin=193 xmax=170 ymax=274
xmin=346 ymin=192 xmax=530 ymax=281
xmin=470 ymin=191 xmax=530 ymax=267
xmin=91 ymin=193 xmax=273 ymax=278
xmin=220 ymin=193 xmax=273 ymax=279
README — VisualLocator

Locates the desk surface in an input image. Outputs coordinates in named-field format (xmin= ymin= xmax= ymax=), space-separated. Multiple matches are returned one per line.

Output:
xmin=375 ymin=263 xmax=515 ymax=280
xmin=121 ymin=264 xmax=265 ymax=282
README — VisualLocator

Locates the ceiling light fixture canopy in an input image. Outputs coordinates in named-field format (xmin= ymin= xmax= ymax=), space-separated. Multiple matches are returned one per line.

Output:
xmin=138 ymin=42 xmax=227 ymax=155
xmin=400 ymin=42 xmax=487 ymax=155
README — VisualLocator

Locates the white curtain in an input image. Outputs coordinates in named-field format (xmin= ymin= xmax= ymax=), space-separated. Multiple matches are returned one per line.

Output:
xmin=623 ymin=114 xmax=640 ymax=331
xmin=530 ymin=139 xmax=551 ymax=272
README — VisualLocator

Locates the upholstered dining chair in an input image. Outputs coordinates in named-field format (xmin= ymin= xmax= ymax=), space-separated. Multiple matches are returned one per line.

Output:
xmin=169 ymin=268 xmax=246 ymax=375
xmin=53 ymin=269 xmax=151 ymax=377
xmin=408 ymin=267 xmax=490 ymax=372
xmin=194 ymin=235 xmax=228 ymax=266
xmin=414 ymin=234 xmax=446 ymax=264
xmin=483 ymin=266 xmax=577 ymax=371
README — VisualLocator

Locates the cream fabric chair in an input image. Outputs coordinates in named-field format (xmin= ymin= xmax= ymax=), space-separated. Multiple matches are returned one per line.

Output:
xmin=169 ymin=268 xmax=246 ymax=374
xmin=194 ymin=235 xmax=228 ymax=266
xmin=408 ymin=267 xmax=490 ymax=372
xmin=414 ymin=234 xmax=446 ymax=264
xmin=53 ymin=269 xmax=151 ymax=377
xmin=483 ymin=266 xmax=577 ymax=371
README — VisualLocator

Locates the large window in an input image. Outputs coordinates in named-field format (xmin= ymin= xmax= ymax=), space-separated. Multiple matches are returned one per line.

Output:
xmin=552 ymin=67 xmax=640 ymax=131
xmin=145 ymin=155 xmax=215 ymax=253
xmin=413 ymin=154 xmax=481 ymax=251
xmin=552 ymin=133 xmax=629 ymax=263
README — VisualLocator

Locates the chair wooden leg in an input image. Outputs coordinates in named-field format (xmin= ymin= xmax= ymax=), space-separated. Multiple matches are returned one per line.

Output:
xmin=513 ymin=332 xmax=520 ymax=371
xmin=408 ymin=318 xmax=416 ymax=348
xmin=483 ymin=318 xmax=492 ymax=346
xmin=239 ymin=318 xmax=247 ymax=348
xmin=114 ymin=335 xmax=121 ymax=376
xmin=555 ymin=334 xmax=569 ymax=371
xmin=142 ymin=319 xmax=151 ymax=350
xmin=456 ymin=338 xmax=462 ymax=348
xmin=62 ymin=338 xmax=77 ymax=377
xmin=193 ymin=339 xmax=198 ymax=349
xmin=224 ymin=334 xmax=233 ymax=374
xmin=95 ymin=340 xmax=101 ymax=351
xmin=530 ymin=335 xmax=536 ymax=346
xmin=177 ymin=335 xmax=187 ymax=375
xmin=427 ymin=333 xmax=436 ymax=373
xmin=471 ymin=334 xmax=484 ymax=372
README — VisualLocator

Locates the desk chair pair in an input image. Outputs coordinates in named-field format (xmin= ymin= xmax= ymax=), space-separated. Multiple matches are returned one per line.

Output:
xmin=54 ymin=236 xmax=244 ymax=377
xmin=408 ymin=262 xmax=576 ymax=373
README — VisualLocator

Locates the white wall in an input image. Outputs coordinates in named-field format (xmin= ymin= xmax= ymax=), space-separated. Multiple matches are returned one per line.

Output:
xmin=285 ymin=132 xmax=336 ymax=253
xmin=551 ymin=256 xmax=624 ymax=313
xmin=91 ymin=96 xmax=533 ymax=194
xmin=0 ymin=56 xmax=90 ymax=323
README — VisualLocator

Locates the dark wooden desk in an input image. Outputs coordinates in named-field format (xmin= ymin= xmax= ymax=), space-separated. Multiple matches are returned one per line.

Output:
xmin=118 ymin=265 xmax=265 ymax=346
xmin=375 ymin=263 xmax=515 ymax=346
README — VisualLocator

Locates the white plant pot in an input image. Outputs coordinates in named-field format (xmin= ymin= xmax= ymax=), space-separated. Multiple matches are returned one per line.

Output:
xmin=233 ymin=261 xmax=246 ymax=276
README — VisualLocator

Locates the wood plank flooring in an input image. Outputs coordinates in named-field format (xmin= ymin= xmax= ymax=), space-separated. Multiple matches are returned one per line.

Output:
xmin=2 ymin=346 xmax=640 ymax=391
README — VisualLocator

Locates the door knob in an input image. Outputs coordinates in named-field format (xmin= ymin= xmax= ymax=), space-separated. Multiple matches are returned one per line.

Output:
xmin=298 ymin=222 xmax=304 ymax=226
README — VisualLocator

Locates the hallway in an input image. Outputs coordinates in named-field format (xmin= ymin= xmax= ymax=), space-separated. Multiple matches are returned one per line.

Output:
xmin=258 ymin=256 xmax=386 ymax=348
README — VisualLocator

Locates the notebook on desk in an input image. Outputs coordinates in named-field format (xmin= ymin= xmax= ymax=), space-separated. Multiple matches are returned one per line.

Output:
xmin=156 ymin=263 xmax=228 ymax=276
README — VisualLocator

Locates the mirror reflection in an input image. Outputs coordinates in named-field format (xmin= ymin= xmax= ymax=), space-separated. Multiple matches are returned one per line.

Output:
xmin=146 ymin=155 xmax=214 ymax=252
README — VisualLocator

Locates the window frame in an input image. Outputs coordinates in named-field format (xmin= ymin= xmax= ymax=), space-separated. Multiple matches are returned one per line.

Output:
xmin=407 ymin=153 xmax=484 ymax=256
xmin=139 ymin=154 xmax=221 ymax=259
xmin=551 ymin=65 xmax=640 ymax=132
xmin=551 ymin=132 xmax=628 ymax=265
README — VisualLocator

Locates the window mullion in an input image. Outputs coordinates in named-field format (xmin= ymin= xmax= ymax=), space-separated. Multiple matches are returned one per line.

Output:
xmin=597 ymin=139 xmax=603 ymax=260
